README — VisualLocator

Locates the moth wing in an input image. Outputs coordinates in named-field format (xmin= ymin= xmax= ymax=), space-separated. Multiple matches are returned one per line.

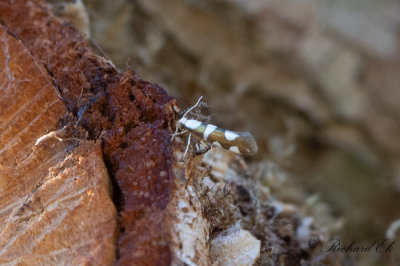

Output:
xmin=236 ymin=131 xmax=258 ymax=155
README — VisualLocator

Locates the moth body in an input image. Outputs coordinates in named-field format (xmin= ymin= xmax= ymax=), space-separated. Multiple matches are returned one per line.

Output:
xmin=178 ymin=117 xmax=258 ymax=155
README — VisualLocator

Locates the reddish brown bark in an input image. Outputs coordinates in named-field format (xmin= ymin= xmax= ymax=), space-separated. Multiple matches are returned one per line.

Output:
xmin=0 ymin=0 xmax=177 ymax=264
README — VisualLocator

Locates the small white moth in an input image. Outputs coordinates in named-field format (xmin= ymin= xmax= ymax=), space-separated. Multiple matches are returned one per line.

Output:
xmin=174 ymin=96 xmax=258 ymax=156
xmin=177 ymin=117 xmax=258 ymax=155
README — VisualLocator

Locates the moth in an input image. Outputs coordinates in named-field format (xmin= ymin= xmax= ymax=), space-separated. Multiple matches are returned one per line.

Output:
xmin=177 ymin=117 xmax=258 ymax=155
xmin=174 ymin=96 xmax=258 ymax=156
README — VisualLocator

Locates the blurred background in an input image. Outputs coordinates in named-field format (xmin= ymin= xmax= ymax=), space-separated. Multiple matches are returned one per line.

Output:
xmin=49 ymin=0 xmax=400 ymax=264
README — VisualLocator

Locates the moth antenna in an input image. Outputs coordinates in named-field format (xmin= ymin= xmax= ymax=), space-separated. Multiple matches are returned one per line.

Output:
xmin=182 ymin=96 xmax=203 ymax=119
xmin=171 ymin=96 xmax=203 ymax=141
